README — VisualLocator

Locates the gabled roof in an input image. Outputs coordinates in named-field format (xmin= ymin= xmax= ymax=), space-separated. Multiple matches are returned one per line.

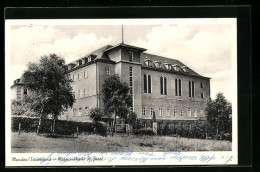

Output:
xmin=140 ymin=53 xmax=200 ymax=77
xmin=103 ymin=43 xmax=147 ymax=53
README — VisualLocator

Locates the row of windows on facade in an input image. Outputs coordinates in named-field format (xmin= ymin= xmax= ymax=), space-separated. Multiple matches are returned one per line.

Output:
xmin=129 ymin=66 xmax=134 ymax=108
xmin=71 ymin=67 xmax=110 ymax=82
xmin=144 ymin=59 xmax=189 ymax=73
xmin=144 ymin=74 xmax=205 ymax=98
xmin=142 ymin=121 xmax=195 ymax=130
xmin=67 ymin=56 xmax=93 ymax=70
xmin=142 ymin=107 xmax=204 ymax=117
xmin=76 ymin=88 xmax=96 ymax=99
xmin=72 ymin=107 xmax=90 ymax=116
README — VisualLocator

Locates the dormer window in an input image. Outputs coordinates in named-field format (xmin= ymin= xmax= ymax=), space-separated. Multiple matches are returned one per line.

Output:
xmin=88 ymin=56 xmax=91 ymax=62
xmin=144 ymin=58 xmax=153 ymax=67
xmin=182 ymin=66 xmax=189 ymax=73
xmin=83 ymin=57 xmax=88 ymax=64
xmin=78 ymin=60 xmax=82 ymax=66
xmin=164 ymin=62 xmax=172 ymax=70
xmin=68 ymin=63 xmax=76 ymax=70
xmin=154 ymin=61 xmax=161 ymax=68
xmin=172 ymin=64 xmax=180 ymax=72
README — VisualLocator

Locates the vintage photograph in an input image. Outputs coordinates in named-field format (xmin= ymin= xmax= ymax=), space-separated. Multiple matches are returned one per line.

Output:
xmin=5 ymin=18 xmax=237 ymax=165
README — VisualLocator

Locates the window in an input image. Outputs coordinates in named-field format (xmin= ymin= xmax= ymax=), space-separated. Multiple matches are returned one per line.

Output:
xmin=160 ymin=77 xmax=163 ymax=95
xmin=84 ymin=70 xmax=88 ymax=79
xmin=201 ymin=93 xmax=204 ymax=98
xmin=159 ymin=108 xmax=163 ymax=116
xmin=192 ymin=81 xmax=195 ymax=97
xmin=189 ymin=81 xmax=191 ymax=97
xmin=78 ymin=108 xmax=82 ymax=116
xmin=154 ymin=61 xmax=161 ymax=68
xmin=179 ymin=79 xmax=182 ymax=96
xmin=73 ymin=74 xmax=77 ymax=81
xmin=73 ymin=108 xmax=77 ymax=116
xmin=194 ymin=110 xmax=198 ymax=117
xmin=164 ymin=77 xmax=167 ymax=95
xmin=79 ymin=89 xmax=83 ymax=98
xmin=88 ymin=56 xmax=91 ymax=62
xmin=105 ymin=66 xmax=110 ymax=76
xmin=144 ymin=74 xmax=147 ymax=93
xmin=182 ymin=66 xmax=188 ymax=73
xmin=84 ymin=58 xmax=88 ymax=64
xmin=23 ymin=88 xmax=27 ymax=95
xmin=200 ymin=110 xmax=204 ymax=117
xmin=188 ymin=109 xmax=191 ymax=117
xmin=78 ymin=72 xmax=82 ymax=80
xmin=189 ymin=81 xmax=195 ymax=97
xmin=84 ymin=107 xmax=89 ymax=115
xmin=175 ymin=79 xmax=178 ymax=96
xmin=148 ymin=75 xmax=151 ymax=93
xmin=129 ymin=52 xmax=133 ymax=62
xmin=173 ymin=64 xmax=180 ymax=71
xmin=160 ymin=77 xmax=167 ymax=95
xmin=143 ymin=122 xmax=147 ymax=129
xmin=129 ymin=66 xmax=133 ymax=109
xmin=164 ymin=63 xmax=171 ymax=70
xmin=174 ymin=109 xmax=177 ymax=116
xmin=150 ymin=108 xmax=154 ymax=116
xmin=201 ymin=82 xmax=204 ymax=88
xmin=166 ymin=109 xmax=170 ymax=116
xmin=180 ymin=109 xmax=184 ymax=116
xmin=142 ymin=107 xmax=146 ymax=116
xmin=78 ymin=60 xmax=82 ymax=65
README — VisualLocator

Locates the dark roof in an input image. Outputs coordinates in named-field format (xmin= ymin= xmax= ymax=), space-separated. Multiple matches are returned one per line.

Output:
xmin=140 ymin=53 xmax=200 ymax=76
xmin=103 ymin=43 xmax=147 ymax=53
xmin=68 ymin=45 xmax=113 ymax=65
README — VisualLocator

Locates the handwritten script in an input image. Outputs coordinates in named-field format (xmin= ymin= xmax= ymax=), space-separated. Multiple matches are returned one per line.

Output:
xmin=12 ymin=152 xmax=234 ymax=165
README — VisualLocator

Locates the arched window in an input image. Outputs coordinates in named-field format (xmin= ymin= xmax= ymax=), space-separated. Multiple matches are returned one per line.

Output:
xmin=192 ymin=81 xmax=195 ymax=97
xmin=105 ymin=66 xmax=110 ymax=76
xmin=189 ymin=81 xmax=191 ymax=97
xmin=175 ymin=79 xmax=178 ymax=96
xmin=144 ymin=74 xmax=147 ymax=93
xmin=179 ymin=79 xmax=182 ymax=96
xmin=160 ymin=76 xmax=163 ymax=95
xmin=148 ymin=75 xmax=151 ymax=93
xmin=164 ymin=77 xmax=167 ymax=95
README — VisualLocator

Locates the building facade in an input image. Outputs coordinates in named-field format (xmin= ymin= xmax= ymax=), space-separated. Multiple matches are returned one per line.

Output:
xmin=11 ymin=43 xmax=210 ymax=129
xmin=61 ymin=43 xmax=211 ymax=128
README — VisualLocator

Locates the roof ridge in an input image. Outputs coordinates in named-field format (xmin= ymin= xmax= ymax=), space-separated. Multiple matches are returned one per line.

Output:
xmin=142 ymin=52 xmax=181 ymax=64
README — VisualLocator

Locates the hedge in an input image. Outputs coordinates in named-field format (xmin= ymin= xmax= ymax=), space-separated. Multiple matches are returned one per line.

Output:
xmin=11 ymin=117 xmax=107 ymax=136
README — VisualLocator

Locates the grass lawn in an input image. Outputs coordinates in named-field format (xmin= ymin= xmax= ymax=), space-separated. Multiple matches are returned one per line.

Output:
xmin=11 ymin=132 xmax=232 ymax=153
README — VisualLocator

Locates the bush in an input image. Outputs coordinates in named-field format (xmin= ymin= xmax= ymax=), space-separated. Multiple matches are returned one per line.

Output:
xmin=95 ymin=122 xmax=107 ymax=137
xmin=12 ymin=117 xmax=96 ymax=135
xmin=134 ymin=129 xmax=155 ymax=136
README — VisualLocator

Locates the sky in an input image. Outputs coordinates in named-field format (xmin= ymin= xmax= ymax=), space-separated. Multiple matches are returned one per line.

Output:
xmin=6 ymin=19 xmax=236 ymax=101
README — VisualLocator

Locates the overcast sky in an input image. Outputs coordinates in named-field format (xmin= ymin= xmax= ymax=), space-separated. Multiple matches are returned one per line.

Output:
xmin=6 ymin=19 xmax=236 ymax=101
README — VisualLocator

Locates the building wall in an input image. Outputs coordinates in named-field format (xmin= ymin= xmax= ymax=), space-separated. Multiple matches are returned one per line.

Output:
xmin=96 ymin=61 xmax=116 ymax=110
xmin=141 ymin=68 xmax=210 ymax=121
xmin=65 ymin=63 xmax=98 ymax=122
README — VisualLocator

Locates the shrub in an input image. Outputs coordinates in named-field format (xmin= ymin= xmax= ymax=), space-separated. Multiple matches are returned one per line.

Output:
xmin=134 ymin=129 xmax=155 ymax=136
xmin=95 ymin=122 xmax=107 ymax=137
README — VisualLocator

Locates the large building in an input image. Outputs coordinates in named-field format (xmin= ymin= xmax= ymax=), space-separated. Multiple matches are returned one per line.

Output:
xmin=11 ymin=43 xmax=210 ymax=129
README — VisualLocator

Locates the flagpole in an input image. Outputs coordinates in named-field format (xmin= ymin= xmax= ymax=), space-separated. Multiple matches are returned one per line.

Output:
xmin=122 ymin=25 xmax=124 ymax=44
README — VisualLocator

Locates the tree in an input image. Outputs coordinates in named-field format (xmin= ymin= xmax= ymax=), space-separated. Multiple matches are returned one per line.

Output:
xmin=11 ymin=99 xmax=27 ymax=116
xmin=11 ymin=97 xmax=36 ymax=117
xmin=23 ymin=54 xmax=75 ymax=134
xmin=90 ymin=108 xmax=104 ymax=134
xmin=102 ymin=74 xmax=132 ymax=132
xmin=125 ymin=111 xmax=137 ymax=132
xmin=205 ymin=92 xmax=232 ymax=139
